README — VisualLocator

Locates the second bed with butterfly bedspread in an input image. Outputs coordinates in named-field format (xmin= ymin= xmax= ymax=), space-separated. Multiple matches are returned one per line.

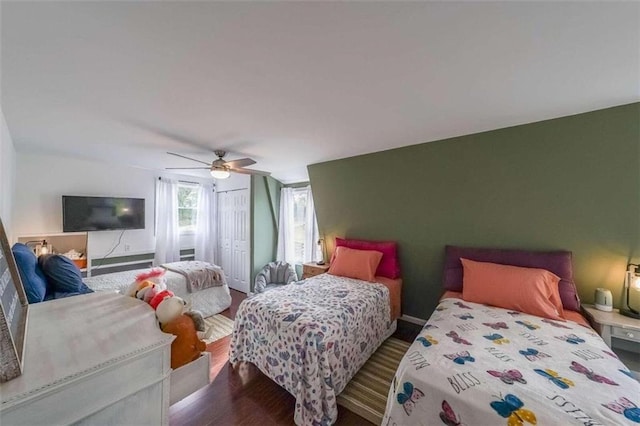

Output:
xmin=382 ymin=297 xmax=640 ymax=425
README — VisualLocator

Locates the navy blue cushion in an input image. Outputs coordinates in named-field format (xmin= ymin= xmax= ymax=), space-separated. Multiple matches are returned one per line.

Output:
xmin=11 ymin=243 xmax=49 ymax=303
xmin=38 ymin=254 xmax=93 ymax=297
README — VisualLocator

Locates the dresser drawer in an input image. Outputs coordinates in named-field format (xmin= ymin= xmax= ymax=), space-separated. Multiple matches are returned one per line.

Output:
xmin=170 ymin=352 xmax=210 ymax=405
xmin=611 ymin=326 xmax=640 ymax=343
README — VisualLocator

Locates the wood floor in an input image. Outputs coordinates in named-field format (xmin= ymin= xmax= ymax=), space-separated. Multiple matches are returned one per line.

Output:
xmin=169 ymin=289 xmax=420 ymax=426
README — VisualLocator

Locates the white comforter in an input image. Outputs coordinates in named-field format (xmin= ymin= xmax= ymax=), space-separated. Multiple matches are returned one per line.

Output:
xmin=383 ymin=298 xmax=640 ymax=426
xmin=229 ymin=274 xmax=393 ymax=425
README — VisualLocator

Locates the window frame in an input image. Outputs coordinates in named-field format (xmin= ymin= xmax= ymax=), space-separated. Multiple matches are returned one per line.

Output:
xmin=177 ymin=183 xmax=199 ymax=235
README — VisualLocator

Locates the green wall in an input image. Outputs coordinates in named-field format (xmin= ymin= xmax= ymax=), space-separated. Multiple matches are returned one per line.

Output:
xmin=250 ymin=175 xmax=283 ymax=290
xmin=308 ymin=103 xmax=640 ymax=319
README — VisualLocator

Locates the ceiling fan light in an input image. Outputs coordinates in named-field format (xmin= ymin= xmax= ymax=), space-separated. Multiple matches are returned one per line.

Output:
xmin=210 ymin=169 xmax=230 ymax=179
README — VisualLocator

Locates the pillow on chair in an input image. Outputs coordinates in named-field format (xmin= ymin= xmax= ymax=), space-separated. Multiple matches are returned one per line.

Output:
xmin=38 ymin=254 xmax=93 ymax=298
xmin=11 ymin=243 xmax=49 ymax=303
xmin=254 ymin=261 xmax=298 ymax=293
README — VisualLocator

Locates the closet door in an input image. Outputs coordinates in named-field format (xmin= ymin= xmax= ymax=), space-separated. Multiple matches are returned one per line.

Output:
xmin=217 ymin=189 xmax=250 ymax=293
xmin=218 ymin=191 xmax=232 ymax=288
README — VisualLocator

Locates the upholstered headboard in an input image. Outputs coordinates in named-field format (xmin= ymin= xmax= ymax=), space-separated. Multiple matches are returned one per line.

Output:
xmin=443 ymin=245 xmax=581 ymax=312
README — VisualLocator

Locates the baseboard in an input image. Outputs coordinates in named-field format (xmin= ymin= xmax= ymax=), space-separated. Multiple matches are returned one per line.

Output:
xmin=399 ymin=314 xmax=427 ymax=326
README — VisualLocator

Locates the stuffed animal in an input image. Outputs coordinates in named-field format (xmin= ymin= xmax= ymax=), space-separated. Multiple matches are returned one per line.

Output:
xmin=156 ymin=295 xmax=186 ymax=325
xmin=124 ymin=268 xmax=167 ymax=297
xmin=143 ymin=284 xmax=160 ymax=303
xmin=135 ymin=281 xmax=155 ymax=300
xmin=162 ymin=314 xmax=207 ymax=369
xmin=149 ymin=289 xmax=174 ymax=310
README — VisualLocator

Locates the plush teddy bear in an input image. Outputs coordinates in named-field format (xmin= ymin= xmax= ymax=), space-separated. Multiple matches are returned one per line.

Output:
xmin=162 ymin=314 xmax=207 ymax=369
xmin=156 ymin=295 xmax=187 ymax=325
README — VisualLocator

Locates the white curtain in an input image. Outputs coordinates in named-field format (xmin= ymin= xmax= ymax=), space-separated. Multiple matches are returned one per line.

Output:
xmin=303 ymin=187 xmax=320 ymax=263
xmin=276 ymin=186 xmax=319 ymax=264
xmin=154 ymin=178 xmax=181 ymax=265
xmin=194 ymin=183 xmax=217 ymax=264
xmin=277 ymin=187 xmax=296 ymax=264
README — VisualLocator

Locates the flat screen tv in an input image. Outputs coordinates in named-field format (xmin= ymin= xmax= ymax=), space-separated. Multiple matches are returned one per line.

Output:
xmin=62 ymin=196 xmax=145 ymax=232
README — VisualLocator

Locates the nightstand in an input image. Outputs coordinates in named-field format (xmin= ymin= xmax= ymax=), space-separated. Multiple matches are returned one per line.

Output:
xmin=302 ymin=262 xmax=330 ymax=279
xmin=582 ymin=304 xmax=640 ymax=377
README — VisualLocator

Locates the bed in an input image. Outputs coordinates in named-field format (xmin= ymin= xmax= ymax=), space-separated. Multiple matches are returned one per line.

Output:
xmin=229 ymin=270 xmax=402 ymax=426
xmin=383 ymin=246 xmax=640 ymax=426
xmin=84 ymin=262 xmax=232 ymax=318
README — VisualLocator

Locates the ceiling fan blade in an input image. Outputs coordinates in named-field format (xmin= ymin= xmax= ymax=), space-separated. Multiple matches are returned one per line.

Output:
xmin=167 ymin=152 xmax=211 ymax=166
xmin=224 ymin=158 xmax=256 ymax=168
xmin=165 ymin=167 xmax=211 ymax=170
xmin=230 ymin=167 xmax=271 ymax=176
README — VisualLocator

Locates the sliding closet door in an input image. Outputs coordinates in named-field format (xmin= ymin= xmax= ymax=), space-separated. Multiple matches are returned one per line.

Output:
xmin=217 ymin=189 xmax=250 ymax=293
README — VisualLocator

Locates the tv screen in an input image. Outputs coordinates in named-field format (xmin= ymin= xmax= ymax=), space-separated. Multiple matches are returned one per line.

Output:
xmin=62 ymin=196 xmax=145 ymax=232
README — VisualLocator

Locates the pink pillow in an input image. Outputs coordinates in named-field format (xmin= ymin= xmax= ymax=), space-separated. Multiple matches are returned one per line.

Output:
xmin=328 ymin=246 xmax=383 ymax=282
xmin=461 ymin=258 xmax=565 ymax=320
xmin=334 ymin=237 xmax=400 ymax=279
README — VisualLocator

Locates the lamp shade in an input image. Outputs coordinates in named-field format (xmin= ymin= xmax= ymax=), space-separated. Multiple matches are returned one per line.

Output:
xmin=621 ymin=263 xmax=640 ymax=319
xmin=632 ymin=274 xmax=640 ymax=290
xmin=317 ymin=238 xmax=327 ymax=265
xmin=210 ymin=168 xmax=230 ymax=179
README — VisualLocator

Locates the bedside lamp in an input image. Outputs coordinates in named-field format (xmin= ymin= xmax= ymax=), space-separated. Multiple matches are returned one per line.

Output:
xmin=621 ymin=263 xmax=640 ymax=319
xmin=37 ymin=240 xmax=51 ymax=256
xmin=25 ymin=239 xmax=52 ymax=256
xmin=316 ymin=238 xmax=327 ymax=265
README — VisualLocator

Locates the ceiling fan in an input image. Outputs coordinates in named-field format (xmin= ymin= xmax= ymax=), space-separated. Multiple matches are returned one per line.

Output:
xmin=166 ymin=150 xmax=270 ymax=179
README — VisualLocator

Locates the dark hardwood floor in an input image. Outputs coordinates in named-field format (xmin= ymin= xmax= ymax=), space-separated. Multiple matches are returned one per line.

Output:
xmin=169 ymin=289 xmax=419 ymax=426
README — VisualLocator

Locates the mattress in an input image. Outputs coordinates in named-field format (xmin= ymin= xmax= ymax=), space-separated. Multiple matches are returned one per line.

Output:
xmin=84 ymin=267 xmax=232 ymax=318
xmin=229 ymin=273 xmax=396 ymax=425
xmin=383 ymin=297 xmax=640 ymax=425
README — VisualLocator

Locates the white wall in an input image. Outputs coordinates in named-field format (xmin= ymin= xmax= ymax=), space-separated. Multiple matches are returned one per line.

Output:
xmin=14 ymin=152 xmax=212 ymax=260
xmin=0 ymin=108 xmax=16 ymax=240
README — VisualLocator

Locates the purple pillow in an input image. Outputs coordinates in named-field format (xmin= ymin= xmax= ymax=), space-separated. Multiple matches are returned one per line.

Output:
xmin=443 ymin=245 xmax=580 ymax=312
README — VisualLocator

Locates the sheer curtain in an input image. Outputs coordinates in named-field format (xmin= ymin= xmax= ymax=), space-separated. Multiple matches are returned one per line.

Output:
xmin=194 ymin=183 xmax=217 ymax=264
xmin=277 ymin=187 xmax=296 ymax=264
xmin=154 ymin=178 xmax=181 ymax=265
xmin=303 ymin=187 xmax=320 ymax=263
xmin=276 ymin=186 xmax=319 ymax=265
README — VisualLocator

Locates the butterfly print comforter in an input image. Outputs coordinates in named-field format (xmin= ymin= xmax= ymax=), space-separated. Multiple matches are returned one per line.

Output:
xmin=383 ymin=298 xmax=640 ymax=426
xmin=229 ymin=274 xmax=393 ymax=425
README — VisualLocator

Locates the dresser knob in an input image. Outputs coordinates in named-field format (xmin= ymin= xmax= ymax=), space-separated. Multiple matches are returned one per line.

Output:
xmin=626 ymin=332 xmax=635 ymax=338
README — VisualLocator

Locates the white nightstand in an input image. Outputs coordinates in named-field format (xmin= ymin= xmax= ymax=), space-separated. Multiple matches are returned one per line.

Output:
xmin=582 ymin=304 xmax=640 ymax=377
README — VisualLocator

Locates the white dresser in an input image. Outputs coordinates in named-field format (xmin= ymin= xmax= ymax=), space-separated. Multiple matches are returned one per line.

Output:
xmin=0 ymin=292 xmax=174 ymax=425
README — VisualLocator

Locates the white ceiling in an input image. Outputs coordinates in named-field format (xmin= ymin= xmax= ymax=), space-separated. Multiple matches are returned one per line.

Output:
xmin=2 ymin=1 xmax=638 ymax=184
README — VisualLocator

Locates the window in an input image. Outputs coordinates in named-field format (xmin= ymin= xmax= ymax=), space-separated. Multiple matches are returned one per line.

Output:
xmin=178 ymin=183 xmax=199 ymax=232
xmin=277 ymin=186 xmax=320 ymax=265
xmin=292 ymin=189 xmax=309 ymax=263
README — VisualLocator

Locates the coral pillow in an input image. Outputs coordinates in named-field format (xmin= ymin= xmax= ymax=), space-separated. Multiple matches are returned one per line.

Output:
xmin=443 ymin=245 xmax=580 ymax=312
xmin=461 ymin=258 xmax=565 ymax=320
xmin=328 ymin=246 xmax=383 ymax=283
xmin=334 ymin=238 xmax=400 ymax=279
